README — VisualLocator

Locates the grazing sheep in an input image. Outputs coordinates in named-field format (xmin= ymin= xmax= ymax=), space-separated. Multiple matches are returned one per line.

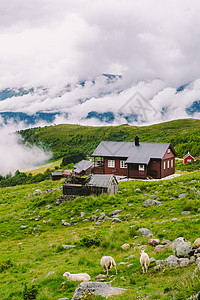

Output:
xmin=140 ymin=250 xmax=150 ymax=274
xmin=100 ymin=256 xmax=117 ymax=275
xmin=63 ymin=272 xmax=91 ymax=282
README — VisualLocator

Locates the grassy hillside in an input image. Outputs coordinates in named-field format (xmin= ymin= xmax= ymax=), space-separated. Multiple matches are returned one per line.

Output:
xmin=18 ymin=118 xmax=200 ymax=160
xmin=0 ymin=171 xmax=200 ymax=299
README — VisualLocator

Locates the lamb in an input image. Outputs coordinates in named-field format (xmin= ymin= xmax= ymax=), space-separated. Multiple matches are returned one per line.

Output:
xmin=100 ymin=256 xmax=117 ymax=275
xmin=63 ymin=272 xmax=91 ymax=282
xmin=140 ymin=250 xmax=150 ymax=274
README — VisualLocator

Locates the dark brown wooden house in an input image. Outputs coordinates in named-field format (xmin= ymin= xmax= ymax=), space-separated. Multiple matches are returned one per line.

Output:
xmin=73 ymin=160 xmax=94 ymax=177
xmin=92 ymin=136 xmax=177 ymax=179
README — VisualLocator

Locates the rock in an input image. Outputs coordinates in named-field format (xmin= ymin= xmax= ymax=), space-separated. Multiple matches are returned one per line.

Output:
xmin=121 ymin=243 xmax=130 ymax=250
xmin=138 ymin=228 xmax=153 ymax=237
xmin=170 ymin=237 xmax=192 ymax=258
xmin=165 ymin=255 xmax=179 ymax=267
xmin=57 ymin=298 xmax=68 ymax=300
xmin=178 ymin=193 xmax=187 ymax=199
xmin=62 ymin=245 xmax=76 ymax=250
xmin=72 ymin=282 xmax=126 ymax=300
xmin=143 ymin=199 xmax=162 ymax=207
xmin=104 ymin=216 xmax=111 ymax=221
xmin=109 ymin=210 xmax=121 ymax=216
xmin=179 ymin=258 xmax=190 ymax=267
xmin=91 ymin=215 xmax=98 ymax=222
xmin=112 ymin=218 xmax=122 ymax=223
xmin=62 ymin=220 xmax=71 ymax=227
xmin=196 ymin=257 xmax=200 ymax=265
xmin=148 ymin=239 xmax=160 ymax=247
xmin=190 ymin=256 xmax=196 ymax=264
xmin=171 ymin=218 xmax=180 ymax=222
xmin=98 ymin=212 xmax=106 ymax=220
xmin=181 ymin=211 xmax=190 ymax=215
xmin=118 ymin=262 xmax=128 ymax=265
xmin=95 ymin=274 xmax=108 ymax=280
xmin=80 ymin=212 xmax=85 ymax=218
xmin=153 ymin=247 xmax=164 ymax=254
xmin=135 ymin=188 xmax=141 ymax=192
xmin=20 ymin=225 xmax=27 ymax=230
xmin=124 ymin=214 xmax=131 ymax=220
xmin=162 ymin=239 xmax=171 ymax=245
xmin=94 ymin=221 xmax=102 ymax=226
xmin=193 ymin=238 xmax=200 ymax=249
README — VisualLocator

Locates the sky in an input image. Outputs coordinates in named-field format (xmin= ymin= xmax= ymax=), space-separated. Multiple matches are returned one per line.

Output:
xmin=0 ymin=0 xmax=200 ymax=173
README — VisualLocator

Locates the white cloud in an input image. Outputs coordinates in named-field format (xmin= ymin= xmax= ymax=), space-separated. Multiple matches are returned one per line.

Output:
xmin=0 ymin=122 xmax=51 ymax=175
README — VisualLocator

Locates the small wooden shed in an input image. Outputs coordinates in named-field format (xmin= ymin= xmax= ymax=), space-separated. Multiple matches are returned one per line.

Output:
xmin=183 ymin=152 xmax=195 ymax=164
xmin=63 ymin=174 xmax=118 ymax=196
xmin=51 ymin=172 xmax=63 ymax=181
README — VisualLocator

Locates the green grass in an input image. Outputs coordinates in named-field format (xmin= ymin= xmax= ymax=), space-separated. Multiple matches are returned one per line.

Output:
xmin=0 ymin=172 xmax=200 ymax=299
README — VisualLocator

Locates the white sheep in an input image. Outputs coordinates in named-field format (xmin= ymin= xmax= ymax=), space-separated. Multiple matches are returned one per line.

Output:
xmin=140 ymin=250 xmax=150 ymax=274
xmin=63 ymin=272 xmax=91 ymax=282
xmin=100 ymin=256 xmax=117 ymax=275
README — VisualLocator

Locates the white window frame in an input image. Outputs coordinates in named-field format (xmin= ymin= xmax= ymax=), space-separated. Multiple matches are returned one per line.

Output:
xmin=120 ymin=160 xmax=127 ymax=169
xmin=108 ymin=160 xmax=115 ymax=168
xmin=167 ymin=148 xmax=171 ymax=154
xmin=171 ymin=159 xmax=173 ymax=168
xmin=167 ymin=160 xmax=170 ymax=168
xmin=164 ymin=161 xmax=166 ymax=169
xmin=139 ymin=164 xmax=145 ymax=171
xmin=187 ymin=159 xmax=192 ymax=162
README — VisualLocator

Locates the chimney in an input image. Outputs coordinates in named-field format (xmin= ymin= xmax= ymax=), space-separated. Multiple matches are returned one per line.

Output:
xmin=135 ymin=135 xmax=140 ymax=146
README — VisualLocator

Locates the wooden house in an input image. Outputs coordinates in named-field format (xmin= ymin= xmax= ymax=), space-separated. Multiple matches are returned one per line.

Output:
xmin=183 ymin=152 xmax=195 ymax=164
xmin=73 ymin=160 xmax=94 ymax=177
xmin=92 ymin=136 xmax=177 ymax=179
xmin=51 ymin=172 xmax=63 ymax=181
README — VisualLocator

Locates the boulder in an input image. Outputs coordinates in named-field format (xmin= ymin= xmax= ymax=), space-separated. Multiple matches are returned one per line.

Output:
xmin=72 ymin=282 xmax=126 ymax=300
xmin=193 ymin=238 xmax=200 ymax=249
xmin=121 ymin=243 xmax=130 ymax=250
xmin=112 ymin=218 xmax=122 ymax=223
xmin=170 ymin=237 xmax=192 ymax=258
xmin=165 ymin=255 xmax=179 ymax=267
xmin=143 ymin=199 xmax=162 ymax=207
xmin=148 ymin=239 xmax=160 ymax=247
xmin=138 ymin=228 xmax=153 ymax=237
xmin=181 ymin=211 xmax=190 ymax=215
xmin=179 ymin=258 xmax=190 ymax=268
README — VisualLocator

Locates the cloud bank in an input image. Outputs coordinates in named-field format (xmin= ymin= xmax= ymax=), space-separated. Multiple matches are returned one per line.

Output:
xmin=0 ymin=123 xmax=51 ymax=175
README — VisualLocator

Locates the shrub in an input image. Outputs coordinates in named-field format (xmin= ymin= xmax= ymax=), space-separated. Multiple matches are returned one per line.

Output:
xmin=78 ymin=235 xmax=101 ymax=247
xmin=0 ymin=259 xmax=13 ymax=273
xmin=23 ymin=284 xmax=38 ymax=300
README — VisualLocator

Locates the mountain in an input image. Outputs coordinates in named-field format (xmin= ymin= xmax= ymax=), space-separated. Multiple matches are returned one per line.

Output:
xmin=0 ymin=76 xmax=200 ymax=127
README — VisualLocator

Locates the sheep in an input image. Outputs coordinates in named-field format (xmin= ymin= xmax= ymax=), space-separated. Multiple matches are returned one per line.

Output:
xmin=63 ymin=272 xmax=91 ymax=282
xmin=100 ymin=256 xmax=117 ymax=275
xmin=140 ymin=250 xmax=150 ymax=274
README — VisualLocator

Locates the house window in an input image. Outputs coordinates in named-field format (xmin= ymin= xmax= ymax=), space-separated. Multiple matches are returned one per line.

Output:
xmin=139 ymin=164 xmax=145 ymax=171
xmin=108 ymin=160 xmax=115 ymax=168
xmin=171 ymin=159 xmax=173 ymax=168
xmin=167 ymin=160 xmax=170 ymax=168
xmin=164 ymin=161 xmax=166 ymax=169
xmin=167 ymin=149 xmax=171 ymax=154
xmin=187 ymin=159 xmax=192 ymax=162
xmin=120 ymin=160 xmax=127 ymax=169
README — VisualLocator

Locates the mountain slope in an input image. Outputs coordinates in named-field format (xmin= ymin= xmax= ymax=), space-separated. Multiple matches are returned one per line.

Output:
xmin=18 ymin=118 xmax=200 ymax=160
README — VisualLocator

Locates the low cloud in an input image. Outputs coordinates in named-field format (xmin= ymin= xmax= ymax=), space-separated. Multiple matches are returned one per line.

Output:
xmin=0 ymin=122 xmax=51 ymax=175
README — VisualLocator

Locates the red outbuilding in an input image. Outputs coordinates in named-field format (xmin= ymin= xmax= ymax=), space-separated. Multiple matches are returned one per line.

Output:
xmin=183 ymin=152 xmax=195 ymax=164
